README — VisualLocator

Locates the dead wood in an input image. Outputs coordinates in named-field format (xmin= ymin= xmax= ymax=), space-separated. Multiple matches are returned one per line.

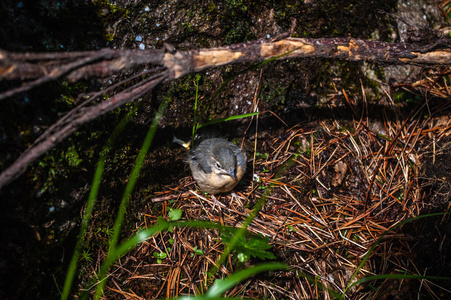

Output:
xmin=0 ymin=36 xmax=450 ymax=190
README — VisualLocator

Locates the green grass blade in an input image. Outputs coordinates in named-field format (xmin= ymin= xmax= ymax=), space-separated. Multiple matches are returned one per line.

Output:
xmin=191 ymin=74 xmax=201 ymax=146
xmin=208 ymin=148 xmax=299 ymax=280
xmin=109 ymin=97 xmax=169 ymax=249
xmin=94 ymin=97 xmax=169 ymax=298
xmin=61 ymin=106 xmax=136 ymax=300
xmin=206 ymin=262 xmax=287 ymax=297
xmin=197 ymin=112 xmax=259 ymax=130
xmin=104 ymin=220 xmax=227 ymax=271
xmin=79 ymin=220 xmax=239 ymax=299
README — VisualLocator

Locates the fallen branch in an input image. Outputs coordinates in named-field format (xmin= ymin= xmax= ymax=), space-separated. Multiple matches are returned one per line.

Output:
xmin=0 ymin=36 xmax=450 ymax=190
xmin=0 ymin=72 xmax=168 ymax=189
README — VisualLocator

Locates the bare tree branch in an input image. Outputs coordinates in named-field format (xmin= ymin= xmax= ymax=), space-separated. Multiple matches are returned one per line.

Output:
xmin=0 ymin=72 xmax=168 ymax=190
xmin=2 ymin=37 xmax=450 ymax=91
xmin=0 ymin=36 xmax=450 ymax=190
xmin=0 ymin=48 xmax=164 ymax=100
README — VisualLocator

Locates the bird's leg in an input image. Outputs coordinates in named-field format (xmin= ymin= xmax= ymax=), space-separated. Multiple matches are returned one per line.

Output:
xmin=230 ymin=192 xmax=245 ymax=207
xmin=211 ymin=194 xmax=220 ymax=211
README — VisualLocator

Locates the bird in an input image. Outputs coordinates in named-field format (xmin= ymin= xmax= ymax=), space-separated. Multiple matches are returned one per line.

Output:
xmin=188 ymin=138 xmax=246 ymax=195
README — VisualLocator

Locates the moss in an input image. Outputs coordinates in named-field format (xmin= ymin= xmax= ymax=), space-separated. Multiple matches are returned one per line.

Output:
xmin=182 ymin=22 xmax=195 ymax=34
xmin=65 ymin=145 xmax=83 ymax=167
xmin=262 ymin=83 xmax=287 ymax=111
xmin=93 ymin=0 xmax=127 ymax=16
xmin=207 ymin=2 xmax=216 ymax=13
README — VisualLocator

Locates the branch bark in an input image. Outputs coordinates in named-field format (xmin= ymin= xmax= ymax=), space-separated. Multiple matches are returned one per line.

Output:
xmin=2 ymin=37 xmax=450 ymax=85
xmin=0 ymin=37 xmax=450 ymax=190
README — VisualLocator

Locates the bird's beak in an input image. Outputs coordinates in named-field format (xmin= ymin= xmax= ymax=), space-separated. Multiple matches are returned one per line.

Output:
xmin=227 ymin=169 xmax=236 ymax=179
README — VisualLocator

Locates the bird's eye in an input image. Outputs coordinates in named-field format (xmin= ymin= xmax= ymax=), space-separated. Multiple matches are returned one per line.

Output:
xmin=214 ymin=161 xmax=222 ymax=170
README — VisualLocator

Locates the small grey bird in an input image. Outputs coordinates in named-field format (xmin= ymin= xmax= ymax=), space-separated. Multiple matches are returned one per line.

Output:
xmin=188 ymin=138 xmax=246 ymax=194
